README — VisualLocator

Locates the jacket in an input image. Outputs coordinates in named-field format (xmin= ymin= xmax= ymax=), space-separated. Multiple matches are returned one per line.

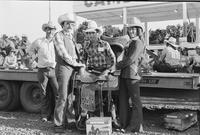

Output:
xmin=116 ymin=37 xmax=145 ymax=80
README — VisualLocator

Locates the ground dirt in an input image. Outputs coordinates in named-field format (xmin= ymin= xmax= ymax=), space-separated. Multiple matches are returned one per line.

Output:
xmin=0 ymin=109 xmax=199 ymax=135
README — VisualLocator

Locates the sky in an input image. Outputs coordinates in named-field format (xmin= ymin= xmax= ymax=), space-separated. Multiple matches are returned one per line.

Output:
xmin=0 ymin=1 xmax=195 ymax=42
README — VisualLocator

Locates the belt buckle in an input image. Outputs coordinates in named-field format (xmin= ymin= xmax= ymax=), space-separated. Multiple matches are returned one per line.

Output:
xmin=46 ymin=67 xmax=51 ymax=70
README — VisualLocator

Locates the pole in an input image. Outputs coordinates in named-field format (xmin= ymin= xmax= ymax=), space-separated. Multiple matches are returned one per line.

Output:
xmin=49 ymin=0 xmax=51 ymax=22
xmin=196 ymin=16 xmax=199 ymax=43
xmin=183 ymin=2 xmax=187 ymax=38
xmin=122 ymin=7 xmax=127 ymax=36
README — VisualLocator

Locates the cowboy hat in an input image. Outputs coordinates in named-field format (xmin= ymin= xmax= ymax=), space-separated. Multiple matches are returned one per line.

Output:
xmin=164 ymin=37 xmax=178 ymax=48
xmin=127 ymin=17 xmax=144 ymax=31
xmin=58 ymin=13 xmax=75 ymax=25
xmin=42 ymin=21 xmax=56 ymax=31
xmin=84 ymin=20 xmax=103 ymax=35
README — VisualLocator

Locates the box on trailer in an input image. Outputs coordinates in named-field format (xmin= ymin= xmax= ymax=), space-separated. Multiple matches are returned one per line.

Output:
xmin=164 ymin=111 xmax=197 ymax=131
xmin=86 ymin=117 xmax=112 ymax=135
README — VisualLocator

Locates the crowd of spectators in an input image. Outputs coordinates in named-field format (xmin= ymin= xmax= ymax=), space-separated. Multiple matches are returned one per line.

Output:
xmin=0 ymin=34 xmax=37 ymax=70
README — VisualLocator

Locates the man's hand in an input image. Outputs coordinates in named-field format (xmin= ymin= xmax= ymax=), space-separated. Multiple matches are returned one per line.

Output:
xmin=75 ymin=62 xmax=85 ymax=68
xmin=102 ymin=70 xmax=110 ymax=75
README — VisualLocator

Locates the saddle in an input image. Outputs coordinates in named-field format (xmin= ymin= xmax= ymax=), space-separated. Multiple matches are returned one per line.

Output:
xmin=76 ymin=68 xmax=108 ymax=84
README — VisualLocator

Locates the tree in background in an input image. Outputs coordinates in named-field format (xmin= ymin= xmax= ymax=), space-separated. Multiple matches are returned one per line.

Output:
xmin=103 ymin=25 xmax=123 ymax=37
xmin=76 ymin=21 xmax=88 ymax=45
xmin=187 ymin=22 xmax=196 ymax=42
xmin=149 ymin=29 xmax=166 ymax=44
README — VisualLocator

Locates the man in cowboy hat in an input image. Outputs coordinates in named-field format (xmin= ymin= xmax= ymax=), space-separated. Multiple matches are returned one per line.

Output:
xmin=76 ymin=20 xmax=116 ymax=130
xmin=27 ymin=21 xmax=58 ymax=122
xmin=155 ymin=37 xmax=182 ymax=72
xmin=53 ymin=13 xmax=85 ymax=133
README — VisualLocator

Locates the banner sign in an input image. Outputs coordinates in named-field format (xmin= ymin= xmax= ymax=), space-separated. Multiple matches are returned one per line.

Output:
xmin=73 ymin=1 xmax=162 ymax=13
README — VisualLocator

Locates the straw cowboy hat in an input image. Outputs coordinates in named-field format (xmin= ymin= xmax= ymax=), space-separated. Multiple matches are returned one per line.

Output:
xmin=84 ymin=20 xmax=103 ymax=35
xmin=42 ymin=21 xmax=56 ymax=32
xmin=127 ymin=17 xmax=144 ymax=31
xmin=58 ymin=13 xmax=75 ymax=25
xmin=164 ymin=37 xmax=178 ymax=48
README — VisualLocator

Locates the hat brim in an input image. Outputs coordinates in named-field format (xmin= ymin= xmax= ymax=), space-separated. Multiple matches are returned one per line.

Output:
xmin=42 ymin=24 xmax=56 ymax=31
xmin=164 ymin=40 xmax=178 ymax=48
xmin=127 ymin=24 xmax=144 ymax=31
xmin=84 ymin=28 xmax=103 ymax=35
xmin=58 ymin=20 xmax=75 ymax=25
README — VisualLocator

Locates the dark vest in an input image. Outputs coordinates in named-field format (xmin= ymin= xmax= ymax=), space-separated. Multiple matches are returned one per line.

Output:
xmin=55 ymin=31 xmax=79 ymax=66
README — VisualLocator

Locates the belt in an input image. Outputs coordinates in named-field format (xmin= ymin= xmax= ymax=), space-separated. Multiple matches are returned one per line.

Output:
xmin=39 ymin=67 xmax=54 ymax=70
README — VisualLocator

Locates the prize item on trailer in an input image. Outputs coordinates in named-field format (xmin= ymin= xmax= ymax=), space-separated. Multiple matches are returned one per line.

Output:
xmin=86 ymin=117 xmax=112 ymax=135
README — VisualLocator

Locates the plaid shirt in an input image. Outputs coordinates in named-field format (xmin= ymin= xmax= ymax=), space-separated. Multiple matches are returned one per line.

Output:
xmin=83 ymin=39 xmax=116 ymax=71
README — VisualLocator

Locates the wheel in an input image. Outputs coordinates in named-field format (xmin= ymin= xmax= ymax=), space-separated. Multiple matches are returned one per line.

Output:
xmin=7 ymin=82 xmax=21 ymax=111
xmin=20 ymin=82 xmax=42 ymax=113
xmin=0 ymin=81 xmax=13 ymax=110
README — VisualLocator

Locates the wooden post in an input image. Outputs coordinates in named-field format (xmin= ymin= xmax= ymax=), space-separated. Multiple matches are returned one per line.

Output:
xmin=145 ymin=22 xmax=149 ymax=46
xmin=196 ymin=16 xmax=200 ymax=43
xmin=182 ymin=2 xmax=187 ymax=38
xmin=122 ymin=7 xmax=127 ymax=36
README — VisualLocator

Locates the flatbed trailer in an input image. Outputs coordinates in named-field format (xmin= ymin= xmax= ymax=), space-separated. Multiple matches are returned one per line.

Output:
xmin=140 ymin=72 xmax=200 ymax=110
xmin=0 ymin=69 xmax=43 ymax=113
xmin=0 ymin=69 xmax=199 ymax=113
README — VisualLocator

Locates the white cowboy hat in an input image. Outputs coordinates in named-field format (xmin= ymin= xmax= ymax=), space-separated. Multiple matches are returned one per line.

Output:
xmin=58 ymin=13 xmax=75 ymax=25
xmin=42 ymin=21 xmax=56 ymax=32
xmin=127 ymin=17 xmax=144 ymax=31
xmin=164 ymin=37 xmax=178 ymax=48
xmin=84 ymin=20 xmax=103 ymax=35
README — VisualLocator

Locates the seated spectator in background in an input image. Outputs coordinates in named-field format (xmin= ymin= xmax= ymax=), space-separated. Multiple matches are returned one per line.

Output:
xmin=0 ymin=34 xmax=15 ymax=56
xmin=3 ymin=49 xmax=18 ymax=69
xmin=190 ymin=45 xmax=200 ymax=73
xmin=0 ymin=51 xmax=5 ymax=66
xmin=153 ymin=37 xmax=182 ymax=72
xmin=18 ymin=34 xmax=31 ymax=68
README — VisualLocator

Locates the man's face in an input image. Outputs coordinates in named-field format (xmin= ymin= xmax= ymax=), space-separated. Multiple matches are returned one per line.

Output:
xmin=45 ymin=27 xmax=56 ymax=38
xmin=85 ymin=31 xmax=98 ymax=42
xmin=63 ymin=21 xmax=75 ymax=33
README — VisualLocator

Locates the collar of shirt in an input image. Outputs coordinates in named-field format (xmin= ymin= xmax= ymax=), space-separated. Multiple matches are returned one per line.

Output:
xmin=62 ymin=30 xmax=73 ymax=39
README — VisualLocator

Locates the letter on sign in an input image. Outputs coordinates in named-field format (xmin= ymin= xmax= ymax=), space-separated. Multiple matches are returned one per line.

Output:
xmin=84 ymin=1 xmax=93 ymax=7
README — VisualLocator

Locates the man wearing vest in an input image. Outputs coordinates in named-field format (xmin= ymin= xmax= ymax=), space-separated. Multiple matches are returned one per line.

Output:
xmin=53 ymin=13 xmax=85 ymax=133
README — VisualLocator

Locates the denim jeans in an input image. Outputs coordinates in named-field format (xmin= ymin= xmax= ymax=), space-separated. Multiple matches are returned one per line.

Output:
xmin=37 ymin=67 xmax=58 ymax=119
xmin=119 ymin=78 xmax=143 ymax=132
xmin=54 ymin=64 xmax=74 ymax=126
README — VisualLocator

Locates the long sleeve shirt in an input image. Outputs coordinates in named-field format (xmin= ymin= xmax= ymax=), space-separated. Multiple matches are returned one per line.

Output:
xmin=54 ymin=31 xmax=79 ymax=67
xmin=83 ymin=39 xmax=116 ymax=71
xmin=27 ymin=37 xmax=56 ymax=68
xmin=160 ymin=46 xmax=181 ymax=66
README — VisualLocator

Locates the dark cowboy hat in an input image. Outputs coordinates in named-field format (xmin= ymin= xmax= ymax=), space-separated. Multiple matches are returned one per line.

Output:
xmin=101 ymin=35 xmax=130 ymax=52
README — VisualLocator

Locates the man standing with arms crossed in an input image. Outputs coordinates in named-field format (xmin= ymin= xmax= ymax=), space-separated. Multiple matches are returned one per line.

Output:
xmin=27 ymin=21 xmax=58 ymax=122
xmin=53 ymin=13 xmax=85 ymax=133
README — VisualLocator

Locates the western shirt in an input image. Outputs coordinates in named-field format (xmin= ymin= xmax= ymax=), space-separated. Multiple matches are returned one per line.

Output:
xmin=83 ymin=39 xmax=116 ymax=71
xmin=27 ymin=37 xmax=56 ymax=68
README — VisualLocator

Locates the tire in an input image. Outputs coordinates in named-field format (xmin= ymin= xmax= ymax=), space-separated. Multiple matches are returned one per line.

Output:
xmin=0 ymin=81 xmax=13 ymax=110
xmin=7 ymin=82 xmax=21 ymax=111
xmin=20 ymin=82 xmax=42 ymax=113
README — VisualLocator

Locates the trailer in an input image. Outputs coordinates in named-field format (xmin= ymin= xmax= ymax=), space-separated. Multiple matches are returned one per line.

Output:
xmin=0 ymin=69 xmax=45 ymax=113
xmin=140 ymin=72 xmax=200 ymax=110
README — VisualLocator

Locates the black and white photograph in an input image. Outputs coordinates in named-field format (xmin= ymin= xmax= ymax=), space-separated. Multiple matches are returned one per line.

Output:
xmin=0 ymin=1 xmax=200 ymax=135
